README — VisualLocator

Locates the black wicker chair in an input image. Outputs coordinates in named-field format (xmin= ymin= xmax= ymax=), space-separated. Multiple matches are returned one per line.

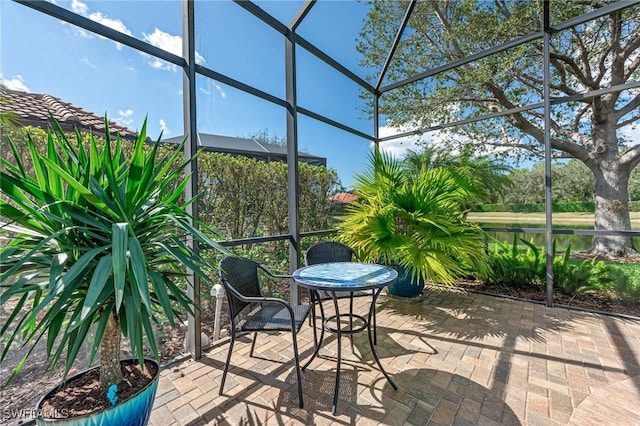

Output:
xmin=218 ymin=256 xmax=311 ymax=408
xmin=304 ymin=241 xmax=378 ymax=344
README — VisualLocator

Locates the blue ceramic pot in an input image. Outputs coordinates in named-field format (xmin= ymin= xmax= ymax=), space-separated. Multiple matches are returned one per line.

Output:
xmin=387 ymin=264 xmax=425 ymax=297
xmin=35 ymin=359 xmax=159 ymax=426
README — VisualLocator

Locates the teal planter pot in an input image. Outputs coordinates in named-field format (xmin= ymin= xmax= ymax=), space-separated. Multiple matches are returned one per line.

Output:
xmin=35 ymin=359 xmax=159 ymax=426
xmin=387 ymin=264 xmax=425 ymax=297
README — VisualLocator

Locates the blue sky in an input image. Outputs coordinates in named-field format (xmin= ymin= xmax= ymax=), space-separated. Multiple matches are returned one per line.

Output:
xmin=0 ymin=0 xmax=424 ymax=189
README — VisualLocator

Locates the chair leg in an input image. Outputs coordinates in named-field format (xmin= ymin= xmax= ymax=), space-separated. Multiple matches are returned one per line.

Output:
xmin=219 ymin=331 xmax=236 ymax=395
xmin=291 ymin=329 xmax=304 ymax=408
xmin=249 ymin=332 xmax=258 ymax=357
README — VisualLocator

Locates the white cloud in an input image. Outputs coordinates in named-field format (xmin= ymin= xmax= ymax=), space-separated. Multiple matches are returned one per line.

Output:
xmin=71 ymin=0 xmax=88 ymax=16
xmin=142 ymin=28 xmax=206 ymax=70
xmin=148 ymin=58 xmax=176 ymax=72
xmin=0 ymin=74 xmax=30 ymax=92
xmin=65 ymin=2 xmax=132 ymax=50
xmin=80 ymin=57 xmax=96 ymax=68
xmin=214 ymin=83 xmax=226 ymax=99
xmin=88 ymin=12 xmax=132 ymax=50
xmin=143 ymin=28 xmax=181 ymax=55
xmin=88 ymin=12 xmax=132 ymax=37
xmin=159 ymin=119 xmax=170 ymax=135
xmin=72 ymin=27 xmax=92 ymax=38
xmin=114 ymin=109 xmax=134 ymax=126
xmin=376 ymin=125 xmax=426 ymax=158
xmin=199 ymin=83 xmax=226 ymax=99
xmin=65 ymin=4 xmax=205 ymax=71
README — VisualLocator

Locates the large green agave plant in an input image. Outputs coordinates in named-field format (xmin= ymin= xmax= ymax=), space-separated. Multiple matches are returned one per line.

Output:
xmin=337 ymin=150 xmax=488 ymax=286
xmin=0 ymin=117 xmax=229 ymax=390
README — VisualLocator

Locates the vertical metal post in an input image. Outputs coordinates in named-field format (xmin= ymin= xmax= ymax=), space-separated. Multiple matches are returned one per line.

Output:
xmin=285 ymin=29 xmax=300 ymax=304
xmin=542 ymin=0 xmax=554 ymax=307
xmin=373 ymin=93 xmax=380 ymax=150
xmin=182 ymin=0 xmax=201 ymax=358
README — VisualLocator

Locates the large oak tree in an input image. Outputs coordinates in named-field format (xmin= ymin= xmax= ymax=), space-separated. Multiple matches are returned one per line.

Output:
xmin=358 ymin=0 xmax=640 ymax=256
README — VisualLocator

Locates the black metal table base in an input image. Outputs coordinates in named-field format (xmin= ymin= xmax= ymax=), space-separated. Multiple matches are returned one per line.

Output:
xmin=302 ymin=287 xmax=397 ymax=414
xmin=323 ymin=313 xmax=367 ymax=334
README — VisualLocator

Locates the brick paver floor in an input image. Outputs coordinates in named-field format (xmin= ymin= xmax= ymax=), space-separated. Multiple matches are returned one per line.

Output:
xmin=148 ymin=289 xmax=640 ymax=425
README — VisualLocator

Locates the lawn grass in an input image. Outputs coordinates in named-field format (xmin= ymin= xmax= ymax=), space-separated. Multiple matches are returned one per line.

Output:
xmin=468 ymin=211 xmax=640 ymax=228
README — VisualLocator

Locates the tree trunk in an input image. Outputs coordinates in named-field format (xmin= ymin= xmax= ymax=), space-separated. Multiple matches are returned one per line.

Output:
xmin=590 ymin=161 xmax=636 ymax=257
xmin=100 ymin=311 xmax=123 ymax=390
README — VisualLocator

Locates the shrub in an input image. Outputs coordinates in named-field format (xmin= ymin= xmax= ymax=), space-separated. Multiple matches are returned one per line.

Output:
xmin=473 ymin=202 xmax=596 ymax=213
xmin=598 ymin=263 xmax=640 ymax=303
xmin=485 ymin=236 xmax=543 ymax=289
xmin=484 ymin=238 xmax=618 ymax=297
xmin=550 ymin=245 xmax=612 ymax=296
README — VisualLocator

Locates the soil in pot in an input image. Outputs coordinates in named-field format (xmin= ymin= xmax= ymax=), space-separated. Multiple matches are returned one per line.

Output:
xmin=38 ymin=359 xmax=157 ymax=419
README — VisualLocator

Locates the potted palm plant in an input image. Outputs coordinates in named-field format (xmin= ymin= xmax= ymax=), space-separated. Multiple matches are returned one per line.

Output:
xmin=0 ymin=117 xmax=228 ymax=425
xmin=337 ymin=150 xmax=488 ymax=297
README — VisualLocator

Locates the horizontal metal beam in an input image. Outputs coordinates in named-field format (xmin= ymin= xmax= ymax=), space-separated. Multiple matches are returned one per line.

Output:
xmin=295 ymin=35 xmax=376 ymax=94
xmin=482 ymin=227 xmax=640 ymax=237
xmin=380 ymin=32 xmax=542 ymax=93
xmin=206 ymin=226 xmax=640 ymax=250
xmin=551 ymin=0 xmax=640 ymax=32
xmin=297 ymin=106 xmax=375 ymax=141
xmin=378 ymin=101 xmax=544 ymax=142
xmin=195 ymin=64 xmax=289 ymax=108
xmin=552 ymin=81 xmax=640 ymax=104
xmin=14 ymin=0 xmax=186 ymax=68
xmin=379 ymin=80 xmax=640 ymax=143
xmin=216 ymin=233 xmax=294 ymax=248
xmin=233 ymin=0 xmax=289 ymax=36
xmin=380 ymin=1 xmax=639 ymax=94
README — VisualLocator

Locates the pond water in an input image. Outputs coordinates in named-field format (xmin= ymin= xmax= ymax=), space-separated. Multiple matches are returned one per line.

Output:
xmin=477 ymin=222 xmax=640 ymax=253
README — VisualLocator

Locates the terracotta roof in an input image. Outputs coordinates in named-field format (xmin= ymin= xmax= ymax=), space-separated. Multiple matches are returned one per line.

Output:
xmin=0 ymin=88 xmax=139 ymax=140
xmin=329 ymin=192 xmax=358 ymax=203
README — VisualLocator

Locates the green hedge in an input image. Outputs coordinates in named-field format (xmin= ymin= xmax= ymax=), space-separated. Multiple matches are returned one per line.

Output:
xmin=474 ymin=202 xmax=595 ymax=213
xmin=475 ymin=201 xmax=640 ymax=213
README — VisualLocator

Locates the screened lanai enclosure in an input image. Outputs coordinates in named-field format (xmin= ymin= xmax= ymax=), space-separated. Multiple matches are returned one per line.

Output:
xmin=2 ymin=0 xmax=639 ymax=361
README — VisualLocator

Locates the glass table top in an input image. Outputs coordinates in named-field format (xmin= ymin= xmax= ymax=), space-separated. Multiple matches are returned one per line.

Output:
xmin=293 ymin=262 xmax=398 ymax=291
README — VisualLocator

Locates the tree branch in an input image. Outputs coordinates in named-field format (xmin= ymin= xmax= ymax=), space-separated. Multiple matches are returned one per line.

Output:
xmin=572 ymin=104 xmax=592 ymax=134
xmin=621 ymin=32 xmax=640 ymax=62
xmin=615 ymin=93 xmax=640 ymax=120
xmin=624 ymin=54 xmax=640 ymax=80
xmin=571 ymin=27 xmax=595 ymax=84
xmin=620 ymin=144 xmax=640 ymax=169
xmin=595 ymin=17 xmax=616 ymax=86
xmin=616 ymin=114 xmax=640 ymax=129
xmin=549 ymin=52 xmax=597 ymax=90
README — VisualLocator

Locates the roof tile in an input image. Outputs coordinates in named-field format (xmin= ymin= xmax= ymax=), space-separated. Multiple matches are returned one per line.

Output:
xmin=1 ymin=88 xmax=139 ymax=140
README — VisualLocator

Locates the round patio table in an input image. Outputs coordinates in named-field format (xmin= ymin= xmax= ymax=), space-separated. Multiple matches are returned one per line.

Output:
xmin=292 ymin=262 xmax=398 ymax=414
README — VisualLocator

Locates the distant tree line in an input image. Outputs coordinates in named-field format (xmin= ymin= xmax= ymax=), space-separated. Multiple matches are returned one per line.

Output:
xmin=500 ymin=160 xmax=640 ymax=205
xmin=399 ymin=145 xmax=640 ymax=209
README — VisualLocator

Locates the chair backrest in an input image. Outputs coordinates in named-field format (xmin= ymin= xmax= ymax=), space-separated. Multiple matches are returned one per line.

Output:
xmin=305 ymin=241 xmax=357 ymax=266
xmin=219 ymin=256 xmax=262 ymax=321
